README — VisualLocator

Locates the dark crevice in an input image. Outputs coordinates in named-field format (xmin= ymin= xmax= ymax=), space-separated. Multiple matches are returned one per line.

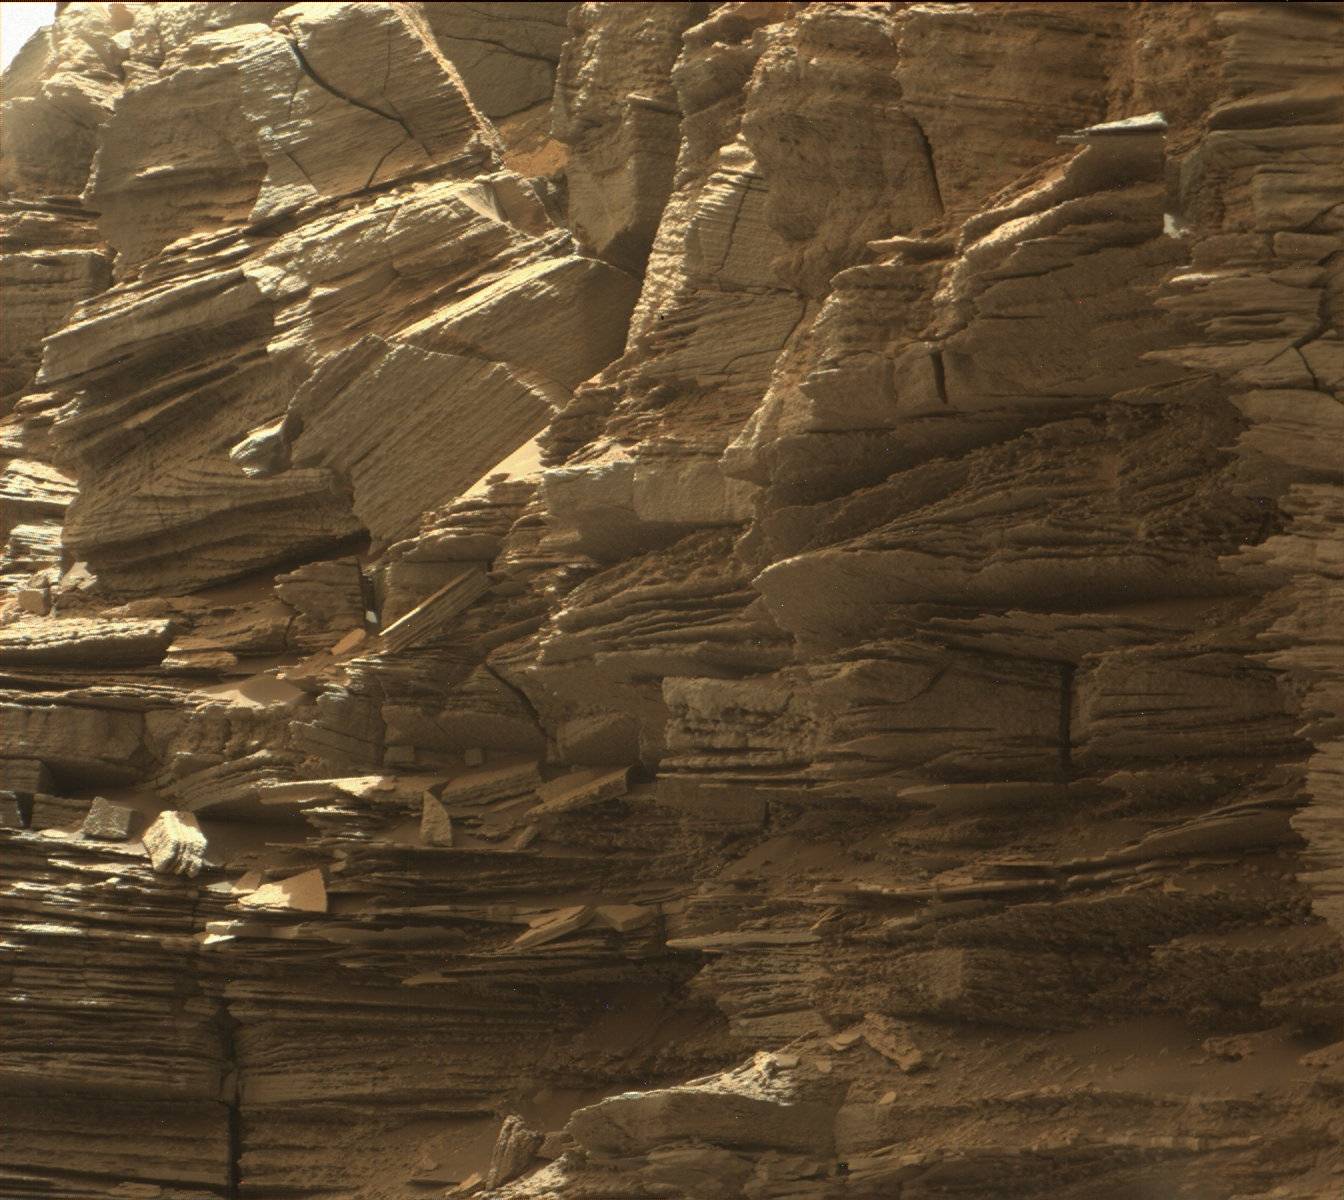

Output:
xmin=483 ymin=659 xmax=548 ymax=742
xmin=455 ymin=5 xmax=567 ymax=33
xmin=285 ymin=38 xmax=402 ymax=126
xmin=281 ymin=146 xmax=319 ymax=193
xmin=1292 ymin=346 xmax=1323 ymax=392
xmin=1058 ymin=663 xmax=1076 ymax=774
xmin=362 ymin=136 xmax=408 ymax=191
xmin=358 ymin=563 xmax=378 ymax=630
xmin=892 ymin=666 xmax=949 ymax=708
xmin=283 ymin=38 xmax=431 ymax=158
xmin=439 ymin=32 xmax=559 ymax=68
xmin=929 ymin=348 xmax=948 ymax=405
xmin=715 ymin=177 xmax=752 ymax=274
xmin=906 ymin=112 xmax=945 ymax=216
xmin=217 ymin=1004 xmax=242 ymax=1200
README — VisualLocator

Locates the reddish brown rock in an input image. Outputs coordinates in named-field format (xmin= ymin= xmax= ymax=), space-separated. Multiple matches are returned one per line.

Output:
xmin=1 ymin=4 xmax=1341 ymax=1199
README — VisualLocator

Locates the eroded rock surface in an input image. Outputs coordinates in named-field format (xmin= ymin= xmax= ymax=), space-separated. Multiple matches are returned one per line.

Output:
xmin=2 ymin=3 xmax=1342 ymax=1198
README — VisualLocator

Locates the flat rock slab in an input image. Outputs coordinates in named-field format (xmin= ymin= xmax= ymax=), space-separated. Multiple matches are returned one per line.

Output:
xmin=440 ymin=761 xmax=542 ymax=808
xmin=27 ymin=793 xmax=88 ymax=831
xmin=0 ymin=618 xmax=174 ymax=666
xmin=237 ymin=868 xmax=327 ymax=913
xmin=534 ymin=766 xmax=631 ymax=815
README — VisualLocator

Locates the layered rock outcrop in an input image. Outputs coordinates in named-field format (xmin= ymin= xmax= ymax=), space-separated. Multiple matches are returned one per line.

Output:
xmin=2 ymin=3 xmax=1342 ymax=1198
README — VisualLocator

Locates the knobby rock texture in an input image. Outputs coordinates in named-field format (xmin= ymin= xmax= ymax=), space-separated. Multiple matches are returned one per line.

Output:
xmin=1 ymin=3 xmax=1343 ymax=1198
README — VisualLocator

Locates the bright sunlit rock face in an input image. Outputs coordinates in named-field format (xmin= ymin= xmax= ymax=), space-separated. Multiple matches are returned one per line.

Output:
xmin=2 ymin=3 xmax=1343 ymax=1198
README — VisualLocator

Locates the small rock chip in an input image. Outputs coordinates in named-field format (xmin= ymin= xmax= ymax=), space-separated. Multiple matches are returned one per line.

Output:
xmin=512 ymin=824 xmax=539 ymax=850
xmin=1201 ymin=1034 xmax=1251 ymax=1062
xmin=82 ymin=796 xmax=135 ymax=841
xmin=16 ymin=586 xmax=50 ymax=616
xmin=463 ymin=747 xmax=485 ymax=767
xmin=863 ymin=1013 xmax=929 ymax=1073
xmin=895 ymin=1047 xmax=928 ymax=1073
xmin=420 ymin=795 xmax=454 ymax=846
xmin=513 ymin=905 xmax=593 ymax=949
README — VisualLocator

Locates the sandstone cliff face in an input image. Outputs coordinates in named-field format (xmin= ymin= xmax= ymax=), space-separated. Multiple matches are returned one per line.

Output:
xmin=2 ymin=3 xmax=1342 ymax=1198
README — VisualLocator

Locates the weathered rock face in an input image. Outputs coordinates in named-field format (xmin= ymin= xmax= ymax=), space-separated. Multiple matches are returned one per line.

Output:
xmin=2 ymin=3 xmax=1342 ymax=1198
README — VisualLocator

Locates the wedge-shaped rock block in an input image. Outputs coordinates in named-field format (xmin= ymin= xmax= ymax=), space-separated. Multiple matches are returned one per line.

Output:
xmin=0 ymin=702 xmax=146 ymax=786
xmin=236 ymin=867 xmax=327 ymax=912
xmin=567 ymin=1055 xmax=837 ymax=1156
xmin=0 ymin=618 xmax=173 ymax=667
xmin=663 ymin=650 xmax=1062 ymax=782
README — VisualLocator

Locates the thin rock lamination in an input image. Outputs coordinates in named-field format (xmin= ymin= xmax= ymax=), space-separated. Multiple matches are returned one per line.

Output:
xmin=2 ymin=3 xmax=1343 ymax=1199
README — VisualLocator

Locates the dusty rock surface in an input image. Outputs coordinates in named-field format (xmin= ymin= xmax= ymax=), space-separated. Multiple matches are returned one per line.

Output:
xmin=2 ymin=3 xmax=1343 ymax=1198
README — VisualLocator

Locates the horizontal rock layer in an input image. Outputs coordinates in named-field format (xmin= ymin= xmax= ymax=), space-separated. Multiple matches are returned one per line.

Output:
xmin=2 ymin=3 xmax=1342 ymax=1199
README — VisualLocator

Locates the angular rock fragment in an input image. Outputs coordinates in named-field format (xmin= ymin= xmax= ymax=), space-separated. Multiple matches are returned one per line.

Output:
xmin=236 ymin=867 xmax=326 ymax=913
xmin=419 ymin=794 xmax=454 ymax=847
xmin=512 ymin=905 xmax=594 ymax=950
xmin=532 ymin=765 xmax=630 ymax=815
xmin=591 ymin=904 xmax=654 ymax=933
xmin=208 ymin=869 xmax=264 ymax=898
xmin=142 ymin=810 xmax=208 ymax=877
xmin=14 ymin=583 xmax=50 ymax=616
xmin=861 ymin=1014 xmax=928 ymax=1074
xmin=439 ymin=761 xmax=541 ymax=809
xmin=81 ymin=796 xmax=135 ymax=841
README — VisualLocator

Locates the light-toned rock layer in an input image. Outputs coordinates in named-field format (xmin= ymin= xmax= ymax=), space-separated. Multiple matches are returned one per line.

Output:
xmin=2 ymin=3 xmax=1342 ymax=1198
